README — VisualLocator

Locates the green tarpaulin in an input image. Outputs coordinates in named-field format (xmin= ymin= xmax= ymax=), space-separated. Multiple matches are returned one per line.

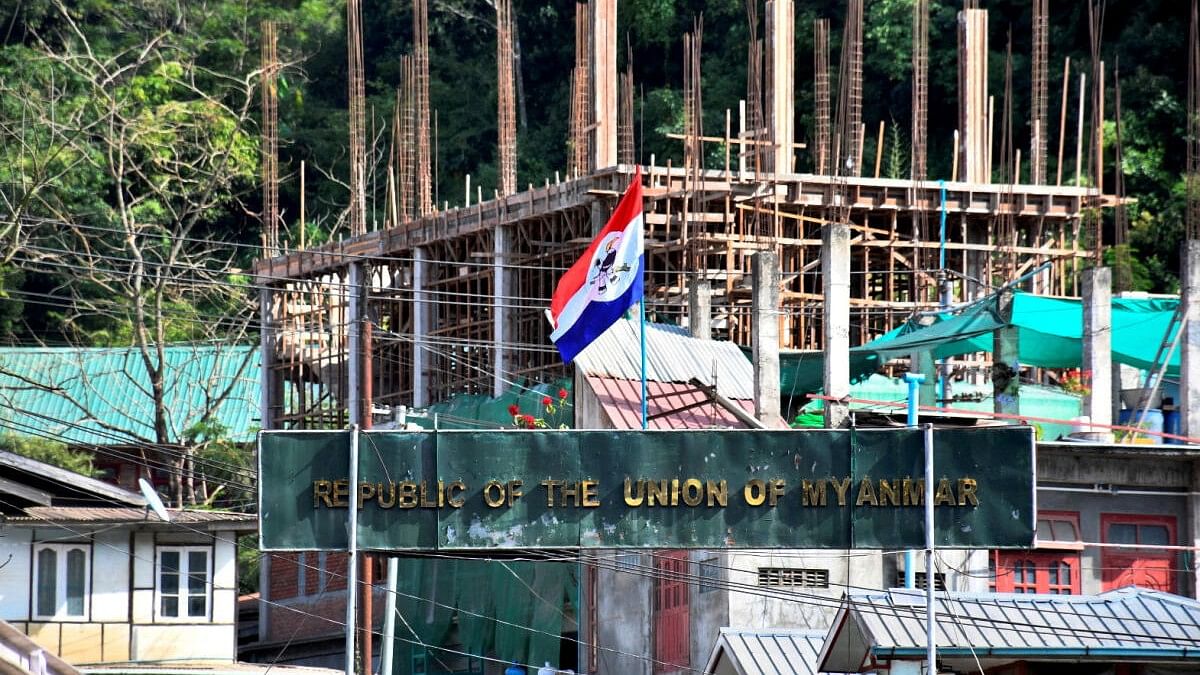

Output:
xmin=852 ymin=291 xmax=1180 ymax=374
xmin=391 ymin=557 xmax=578 ymax=674
xmin=419 ymin=378 xmax=573 ymax=429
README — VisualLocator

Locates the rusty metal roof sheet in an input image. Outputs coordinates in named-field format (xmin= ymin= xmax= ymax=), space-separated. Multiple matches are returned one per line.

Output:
xmin=584 ymin=375 xmax=769 ymax=430
xmin=574 ymin=320 xmax=754 ymax=400
xmin=11 ymin=506 xmax=255 ymax=528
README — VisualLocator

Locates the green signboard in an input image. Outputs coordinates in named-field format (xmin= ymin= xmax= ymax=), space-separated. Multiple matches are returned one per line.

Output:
xmin=258 ymin=427 xmax=1035 ymax=551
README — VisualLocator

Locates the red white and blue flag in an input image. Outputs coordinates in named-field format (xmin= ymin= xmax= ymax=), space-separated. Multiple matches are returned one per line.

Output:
xmin=548 ymin=171 xmax=644 ymax=363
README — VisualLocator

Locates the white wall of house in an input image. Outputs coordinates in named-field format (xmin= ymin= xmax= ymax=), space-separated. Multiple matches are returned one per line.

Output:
xmin=0 ymin=525 xmax=240 ymax=664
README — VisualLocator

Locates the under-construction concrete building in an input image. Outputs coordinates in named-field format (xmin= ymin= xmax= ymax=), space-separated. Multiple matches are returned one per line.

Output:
xmin=255 ymin=0 xmax=1115 ymax=430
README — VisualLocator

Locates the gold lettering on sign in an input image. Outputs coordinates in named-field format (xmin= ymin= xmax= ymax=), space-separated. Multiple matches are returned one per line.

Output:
xmin=744 ymin=479 xmax=766 ymax=506
xmin=377 ymin=482 xmax=397 ymax=508
xmin=707 ymin=480 xmax=728 ymax=507
xmin=877 ymin=479 xmax=901 ymax=506
xmin=397 ymin=482 xmax=418 ymax=508
xmin=313 ymin=480 xmax=333 ymax=508
xmin=332 ymin=479 xmax=349 ymax=507
xmin=934 ymin=478 xmax=955 ymax=506
xmin=446 ymin=481 xmax=467 ymax=508
xmin=646 ymin=480 xmax=669 ymax=507
xmin=581 ymin=480 xmax=600 ymax=507
xmin=623 ymin=479 xmax=644 ymax=506
xmin=902 ymin=478 xmax=923 ymax=506
xmin=957 ymin=478 xmax=979 ymax=506
xmin=506 ymin=480 xmax=523 ymax=506
xmin=855 ymin=478 xmax=878 ymax=506
xmin=483 ymin=480 xmax=505 ymax=508
xmin=831 ymin=477 xmax=853 ymax=506
xmin=802 ymin=479 xmax=826 ymax=506
xmin=358 ymin=483 xmax=376 ymax=509
xmin=540 ymin=480 xmax=562 ymax=506
xmin=681 ymin=479 xmax=703 ymax=507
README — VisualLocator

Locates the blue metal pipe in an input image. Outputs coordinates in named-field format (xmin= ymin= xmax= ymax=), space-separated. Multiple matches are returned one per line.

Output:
xmin=901 ymin=372 xmax=925 ymax=588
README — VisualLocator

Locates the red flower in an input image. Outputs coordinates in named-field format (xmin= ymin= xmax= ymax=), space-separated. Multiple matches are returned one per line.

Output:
xmin=507 ymin=404 xmax=521 ymax=416
xmin=542 ymin=396 xmax=553 ymax=407
xmin=522 ymin=414 xmax=536 ymax=427
xmin=558 ymin=388 xmax=568 ymax=401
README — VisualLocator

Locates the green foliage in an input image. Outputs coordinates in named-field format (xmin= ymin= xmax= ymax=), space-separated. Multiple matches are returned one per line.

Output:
xmin=237 ymin=534 xmax=260 ymax=595
xmin=0 ymin=433 xmax=99 ymax=477
xmin=184 ymin=419 xmax=255 ymax=508
xmin=885 ymin=120 xmax=906 ymax=180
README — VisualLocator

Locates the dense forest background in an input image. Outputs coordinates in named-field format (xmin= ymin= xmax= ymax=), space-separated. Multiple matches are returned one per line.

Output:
xmin=0 ymin=0 xmax=1193 ymax=347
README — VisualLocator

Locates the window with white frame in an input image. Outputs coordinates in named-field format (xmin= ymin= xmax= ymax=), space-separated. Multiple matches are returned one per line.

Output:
xmin=156 ymin=546 xmax=211 ymax=620
xmin=33 ymin=543 xmax=90 ymax=620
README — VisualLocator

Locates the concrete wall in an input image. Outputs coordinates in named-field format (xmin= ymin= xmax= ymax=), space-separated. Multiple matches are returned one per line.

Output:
xmin=594 ymin=551 xmax=653 ymax=673
xmin=688 ymin=551 xmax=728 ymax=672
xmin=1038 ymin=488 xmax=1192 ymax=596
xmin=0 ymin=525 xmax=240 ymax=665
xmin=573 ymin=370 xmax=613 ymax=430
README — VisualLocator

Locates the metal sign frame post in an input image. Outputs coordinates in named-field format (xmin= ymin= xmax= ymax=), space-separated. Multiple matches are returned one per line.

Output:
xmin=924 ymin=423 xmax=936 ymax=675
xmin=345 ymin=425 xmax=360 ymax=675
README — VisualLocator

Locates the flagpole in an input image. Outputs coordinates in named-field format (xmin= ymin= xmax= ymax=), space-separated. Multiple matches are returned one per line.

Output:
xmin=641 ymin=296 xmax=648 ymax=429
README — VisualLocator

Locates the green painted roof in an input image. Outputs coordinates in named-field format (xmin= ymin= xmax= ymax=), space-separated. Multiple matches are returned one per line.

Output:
xmin=0 ymin=345 xmax=259 ymax=446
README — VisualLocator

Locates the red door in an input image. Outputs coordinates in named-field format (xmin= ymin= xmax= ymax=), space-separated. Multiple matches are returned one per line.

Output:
xmin=654 ymin=551 xmax=689 ymax=673
xmin=1101 ymin=514 xmax=1177 ymax=593
xmin=1102 ymin=553 xmax=1175 ymax=591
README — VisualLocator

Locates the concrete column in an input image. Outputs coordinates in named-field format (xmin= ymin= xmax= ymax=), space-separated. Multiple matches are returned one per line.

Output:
xmin=752 ymin=251 xmax=782 ymax=426
xmin=1182 ymin=240 xmax=1200 ymax=439
xmin=591 ymin=0 xmax=617 ymax=170
xmin=493 ymin=226 xmax=512 ymax=397
xmin=347 ymin=262 xmax=363 ymax=426
xmin=766 ymin=0 xmax=794 ymax=173
xmin=823 ymin=224 xmax=851 ymax=428
xmin=1082 ymin=267 xmax=1114 ymax=441
xmin=412 ymin=247 xmax=430 ymax=408
xmin=590 ymin=198 xmax=613 ymax=237
xmin=992 ymin=290 xmax=1020 ymax=417
xmin=911 ymin=350 xmax=937 ymax=407
xmin=689 ymin=279 xmax=712 ymax=340
xmin=958 ymin=9 xmax=989 ymax=183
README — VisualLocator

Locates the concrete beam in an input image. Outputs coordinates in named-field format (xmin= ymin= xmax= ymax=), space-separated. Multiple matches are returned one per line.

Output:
xmin=993 ymin=289 xmax=1020 ymax=417
xmin=752 ymin=251 xmax=782 ymax=426
xmin=823 ymin=224 xmax=851 ymax=428
xmin=1183 ymin=240 xmax=1200 ymax=439
xmin=1082 ymin=267 xmax=1114 ymax=441
xmin=412 ymin=247 xmax=430 ymax=408
xmin=689 ymin=279 xmax=712 ymax=340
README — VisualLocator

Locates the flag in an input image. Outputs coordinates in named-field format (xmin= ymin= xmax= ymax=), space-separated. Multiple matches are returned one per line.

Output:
xmin=548 ymin=171 xmax=644 ymax=363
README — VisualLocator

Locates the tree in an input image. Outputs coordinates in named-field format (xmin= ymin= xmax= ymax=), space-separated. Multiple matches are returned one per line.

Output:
xmin=0 ymin=0 xmax=261 ymax=506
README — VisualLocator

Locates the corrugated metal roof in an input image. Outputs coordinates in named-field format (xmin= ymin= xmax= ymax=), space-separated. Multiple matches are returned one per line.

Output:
xmin=585 ymin=375 xmax=766 ymax=430
xmin=0 ymin=346 xmax=259 ymax=446
xmin=0 ymin=450 xmax=144 ymax=506
xmin=574 ymin=320 xmax=754 ymax=399
xmin=13 ymin=506 xmax=255 ymax=527
xmin=704 ymin=628 xmax=846 ymax=675
xmin=820 ymin=587 xmax=1200 ymax=672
